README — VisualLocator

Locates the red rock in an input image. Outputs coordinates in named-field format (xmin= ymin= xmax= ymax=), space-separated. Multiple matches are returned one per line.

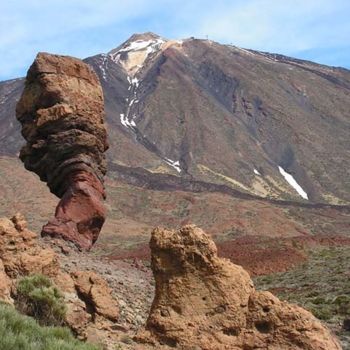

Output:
xmin=16 ymin=53 xmax=108 ymax=249
xmin=42 ymin=171 xmax=106 ymax=250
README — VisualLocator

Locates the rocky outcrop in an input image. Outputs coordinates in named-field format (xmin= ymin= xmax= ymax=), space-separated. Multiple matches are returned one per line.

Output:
xmin=0 ymin=260 xmax=13 ymax=304
xmin=72 ymin=271 xmax=119 ymax=322
xmin=0 ymin=213 xmax=59 ymax=279
xmin=16 ymin=53 xmax=108 ymax=250
xmin=138 ymin=225 xmax=341 ymax=350
xmin=0 ymin=214 xmax=119 ymax=344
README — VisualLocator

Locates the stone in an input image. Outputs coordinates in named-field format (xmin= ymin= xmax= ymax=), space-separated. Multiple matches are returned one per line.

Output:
xmin=16 ymin=52 xmax=108 ymax=250
xmin=0 ymin=216 xmax=59 ymax=278
xmin=0 ymin=214 xmax=120 ymax=346
xmin=0 ymin=259 xmax=13 ymax=304
xmin=137 ymin=225 xmax=341 ymax=350
xmin=0 ymin=217 xmax=36 ymax=255
xmin=72 ymin=270 xmax=119 ymax=321
xmin=11 ymin=213 xmax=28 ymax=232
xmin=17 ymin=249 xmax=59 ymax=277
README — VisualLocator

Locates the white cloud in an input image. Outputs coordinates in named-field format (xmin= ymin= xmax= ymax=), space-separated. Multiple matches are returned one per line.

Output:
xmin=1 ymin=0 xmax=349 ymax=80
xmin=0 ymin=0 xmax=165 ymax=78
xmin=188 ymin=0 xmax=350 ymax=53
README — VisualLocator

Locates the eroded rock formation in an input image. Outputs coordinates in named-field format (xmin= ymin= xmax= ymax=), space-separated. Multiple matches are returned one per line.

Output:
xmin=0 ymin=214 xmax=119 ymax=342
xmin=72 ymin=270 xmax=119 ymax=322
xmin=16 ymin=53 xmax=108 ymax=249
xmin=0 ymin=213 xmax=58 ymax=280
xmin=138 ymin=225 xmax=341 ymax=350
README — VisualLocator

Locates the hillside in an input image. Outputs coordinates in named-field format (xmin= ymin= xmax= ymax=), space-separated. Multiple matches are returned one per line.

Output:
xmin=0 ymin=33 xmax=349 ymax=257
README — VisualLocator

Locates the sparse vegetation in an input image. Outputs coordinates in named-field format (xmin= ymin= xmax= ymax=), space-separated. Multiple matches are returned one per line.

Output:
xmin=254 ymin=246 xmax=350 ymax=346
xmin=16 ymin=274 xmax=67 ymax=326
xmin=0 ymin=303 xmax=99 ymax=350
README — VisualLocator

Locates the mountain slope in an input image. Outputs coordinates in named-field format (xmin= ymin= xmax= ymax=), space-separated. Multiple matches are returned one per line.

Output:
xmin=86 ymin=32 xmax=350 ymax=204
xmin=2 ymin=32 xmax=349 ymax=205
xmin=0 ymin=33 xmax=349 ymax=256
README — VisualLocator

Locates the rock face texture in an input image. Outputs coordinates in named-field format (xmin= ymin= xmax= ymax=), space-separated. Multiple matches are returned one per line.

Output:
xmin=138 ymin=225 xmax=341 ymax=350
xmin=16 ymin=53 xmax=108 ymax=249
xmin=0 ymin=213 xmax=59 ymax=280
xmin=72 ymin=270 xmax=119 ymax=322
xmin=0 ymin=214 xmax=119 ymax=343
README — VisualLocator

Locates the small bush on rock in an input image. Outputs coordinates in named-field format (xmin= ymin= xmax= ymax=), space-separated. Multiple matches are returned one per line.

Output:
xmin=16 ymin=274 xmax=67 ymax=326
xmin=0 ymin=302 xmax=99 ymax=350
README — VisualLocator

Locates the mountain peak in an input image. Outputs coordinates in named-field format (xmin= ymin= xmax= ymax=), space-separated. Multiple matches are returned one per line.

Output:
xmin=126 ymin=32 xmax=165 ymax=42
xmin=108 ymin=32 xmax=167 ymax=76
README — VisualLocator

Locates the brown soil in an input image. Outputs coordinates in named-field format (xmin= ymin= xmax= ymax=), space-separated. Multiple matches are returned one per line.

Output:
xmin=108 ymin=234 xmax=350 ymax=277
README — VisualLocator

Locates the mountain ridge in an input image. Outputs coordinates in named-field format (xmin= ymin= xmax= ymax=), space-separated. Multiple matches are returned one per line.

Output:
xmin=1 ymin=33 xmax=350 ymax=205
xmin=0 ymin=33 xmax=349 ymax=256
xmin=88 ymin=33 xmax=350 ymax=204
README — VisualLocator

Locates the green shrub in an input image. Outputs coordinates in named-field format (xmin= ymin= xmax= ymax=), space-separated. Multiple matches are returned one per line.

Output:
xmin=16 ymin=274 xmax=67 ymax=326
xmin=0 ymin=303 xmax=99 ymax=350
xmin=333 ymin=295 xmax=350 ymax=316
xmin=311 ymin=296 xmax=328 ymax=305
xmin=309 ymin=306 xmax=333 ymax=321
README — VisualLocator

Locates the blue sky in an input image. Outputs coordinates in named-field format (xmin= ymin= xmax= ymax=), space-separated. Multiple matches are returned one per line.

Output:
xmin=1 ymin=0 xmax=349 ymax=81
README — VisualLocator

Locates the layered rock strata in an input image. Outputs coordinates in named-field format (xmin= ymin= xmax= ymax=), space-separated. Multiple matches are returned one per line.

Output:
xmin=138 ymin=225 xmax=341 ymax=350
xmin=16 ymin=53 xmax=108 ymax=249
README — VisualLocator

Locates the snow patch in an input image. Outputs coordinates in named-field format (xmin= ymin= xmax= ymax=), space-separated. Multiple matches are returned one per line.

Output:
xmin=131 ymin=77 xmax=139 ymax=87
xmin=238 ymin=47 xmax=255 ymax=56
xmin=0 ymin=94 xmax=8 ymax=105
xmin=254 ymin=168 xmax=261 ymax=176
xmin=109 ymin=38 xmax=165 ymax=75
xmin=109 ymin=38 xmax=165 ymax=62
xmin=256 ymin=51 xmax=279 ymax=62
xmin=119 ymin=39 xmax=164 ymax=54
xmin=98 ymin=54 xmax=108 ymax=81
xmin=120 ymin=113 xmax=136 ymax=128
xmin=278 ymin=166 xmax=308 ymax=200
xmin=164 ymin=158 xmax=181 ymax=173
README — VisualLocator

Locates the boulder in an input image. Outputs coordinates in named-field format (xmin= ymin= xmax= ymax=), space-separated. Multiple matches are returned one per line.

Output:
xmin=16 ymin=53 xmax=108 ymax=250
xmin=138 ymin=225 xmax=341 ymax=350
xmin=0 ymin=215 xmax=59 ymax=278
xmin=72 ymin=270 xmax=119 ymax=321
xmin=0 ymin=259 xmax=13 ymax=304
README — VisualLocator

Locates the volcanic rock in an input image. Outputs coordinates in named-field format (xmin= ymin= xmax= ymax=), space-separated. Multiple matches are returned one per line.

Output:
xmin=16 ymin=53 xmax=108 ymax=250
xmin=138 ymin=225 xmax=341 ymax=349
xmin=0 ymin=214 xmax=120 ymax=344
xmin=0 ymin=259 xmax=13 ymax=304
xmin=72 ymin=270 xmax=119 ymax=321
xmin=0 ymin=213 xmax=59 ymax=278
